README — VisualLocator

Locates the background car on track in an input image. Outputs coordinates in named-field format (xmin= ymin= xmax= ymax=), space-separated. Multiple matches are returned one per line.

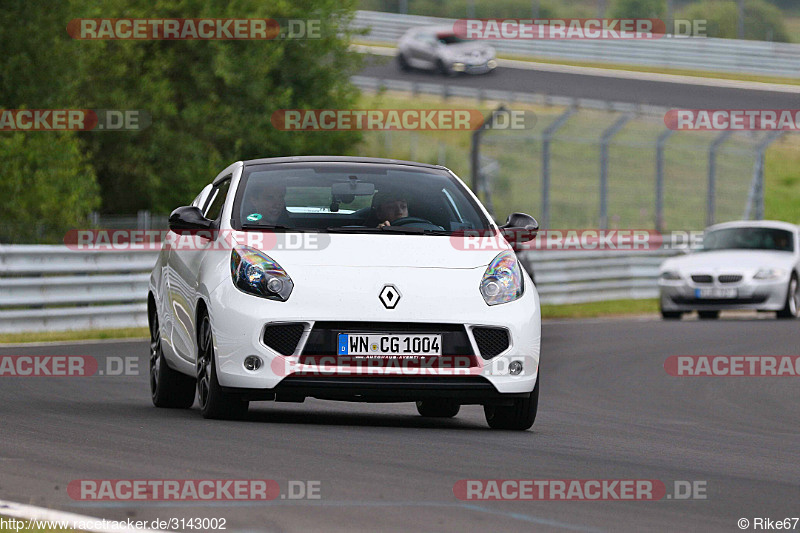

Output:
xmin=396 ymin=26 xmax=497 ymax=76
xmin=148 ymin=156 xmax=541 ymax=430
xmin=658 ymin=220 xmax=800 ymax=320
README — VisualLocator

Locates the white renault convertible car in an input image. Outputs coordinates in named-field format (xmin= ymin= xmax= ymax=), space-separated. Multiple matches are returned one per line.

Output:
xmin=658 ymin=220 xmax=800 ymax=319
xmin=148 ymin=157 xmax=541 ymax=430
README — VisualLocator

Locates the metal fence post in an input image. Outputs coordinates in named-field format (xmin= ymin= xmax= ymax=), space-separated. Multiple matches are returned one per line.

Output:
xmin=744 ymin=131 xmax=784 ymax=220
xmin=470 ymin=105 xmax=508 ymax=196
xmin=541 ymin=106 xmax=577 ymax=229
xmin=707 ymin=131 xmax=732 ymax=227
xmin=600 ymin=114 xmax=633 ymax=229
xmin=655 ymin=129 xmax=674 ymax=233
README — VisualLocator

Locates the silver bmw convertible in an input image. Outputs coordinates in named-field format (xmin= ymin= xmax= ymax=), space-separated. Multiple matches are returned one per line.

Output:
xmin=658 ymin=220 xmax=800 ymax=319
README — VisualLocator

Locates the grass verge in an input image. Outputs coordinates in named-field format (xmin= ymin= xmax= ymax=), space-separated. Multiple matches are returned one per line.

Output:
xmin=541 ymin=298 xmax=659 ymax=319
xmin=0 ymin=327 xmax=149 ymax=345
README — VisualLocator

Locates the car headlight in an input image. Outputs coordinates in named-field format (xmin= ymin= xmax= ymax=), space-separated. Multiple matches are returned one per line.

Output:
xmin=753 ymin=268 xmax=787 ymax=280
xmin=480 ymin=251 xmax=524 ymax=305
xmin=230 ymin=246 xmax=293 ymax=301
xmin=660 ymin=271 xmax=682 ymax=280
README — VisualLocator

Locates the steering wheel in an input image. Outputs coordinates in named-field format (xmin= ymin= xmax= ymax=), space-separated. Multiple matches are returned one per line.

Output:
xmin=388 ymin=216 xmax=434 ymax=226
xmin=386 ymin=217 xmax=445 ymax=231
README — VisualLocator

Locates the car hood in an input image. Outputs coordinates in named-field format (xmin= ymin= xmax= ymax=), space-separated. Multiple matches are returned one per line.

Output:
xmin=443 ymin=42 xmax=492 ymax=57
xmin=662 ymin=249 xmax=795 ymax=272
xmin=230 ymin=232 xmax=511 ymax=269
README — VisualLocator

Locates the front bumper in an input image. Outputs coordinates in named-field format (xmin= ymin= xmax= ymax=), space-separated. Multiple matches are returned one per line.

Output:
xmin=451 ymin=59 xmax=497 ymax=74
xmin=658 ymin=276 xmax=789 ymax=312
xmin=206 ymin=266 xmax=540 ymax=398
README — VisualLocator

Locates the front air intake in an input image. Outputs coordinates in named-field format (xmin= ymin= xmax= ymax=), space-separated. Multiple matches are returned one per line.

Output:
xmin=263 ymin=323 xmax=305 ymax=355
xmin=472 ymin=327 xmax=510 ymax=359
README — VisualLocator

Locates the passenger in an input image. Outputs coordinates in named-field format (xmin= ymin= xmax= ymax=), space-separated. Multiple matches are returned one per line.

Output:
xmin=243 ymin=183 xmax=291 ymax=226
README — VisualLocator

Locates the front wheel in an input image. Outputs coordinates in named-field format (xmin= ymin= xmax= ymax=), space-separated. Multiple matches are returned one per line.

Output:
xmin=150 ymin=311 xmax=195 ymax=408
xmin=436 ymin=59 xmax=455 ymax=77
xmin=196 ymin=312 xmax=249 ymax=420
xmin=397 ymin=53 xmax=411 ymax=72
xmin=777 ymin=275 xmax=799 ymax=319
xmin=660 ymin=309 xmax=682 ymax=320
xmin=698 ymin=310 xmax=719 ymax=320
xmin=484 ymin=373 xmax=539 ymax=431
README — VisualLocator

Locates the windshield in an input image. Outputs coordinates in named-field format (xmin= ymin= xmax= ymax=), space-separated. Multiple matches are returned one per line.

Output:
xmin=437 ymin=33 xmax=467 ymax=45
xmin=702 ymin=227 xmax=794 ymax=252
xmin=232 ymin=162 xmax=491 ymax=234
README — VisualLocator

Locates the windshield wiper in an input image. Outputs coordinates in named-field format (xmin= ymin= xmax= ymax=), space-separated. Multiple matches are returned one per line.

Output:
xmin=379 ymin=226 xmax=451 ymax=235
xmin=324 ymin=226 xmax=451 ymax=235
xmin=325 ymin=226 xmax=382 ymax=233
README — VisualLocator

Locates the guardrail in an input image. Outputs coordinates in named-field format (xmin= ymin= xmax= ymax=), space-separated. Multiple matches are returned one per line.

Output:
xmin=0 ymin=245 xmax=678 ymax=333
xmin=0 ymin=246 xmax=157 ymax=333
xmin=353 ymin=10 xmax=800 ymax=78
xmin=519 ymin=249 xmax=679 ymax=305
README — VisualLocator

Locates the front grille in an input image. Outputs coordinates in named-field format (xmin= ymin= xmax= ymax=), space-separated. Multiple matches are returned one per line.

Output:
xmin=691 ymin=274 xmax=713 ymax=283
xmin=472 ymin=327 xmax=510 ymax=359
xmin=718 ymin=275 xmax=743 ymax=283
xmin=263 ymin=323 xmax=305 ymax=355
xmin=301 ymin=322 xmax=474 ymax=357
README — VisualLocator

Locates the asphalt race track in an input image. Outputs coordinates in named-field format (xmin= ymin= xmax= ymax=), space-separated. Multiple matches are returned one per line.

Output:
xmin=1 ymin=318 xmax=798 ymax=532
xmin=358 ymin=54 xmax=800 ymax=109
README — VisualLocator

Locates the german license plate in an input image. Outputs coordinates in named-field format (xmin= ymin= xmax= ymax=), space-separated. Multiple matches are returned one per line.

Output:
xmin=695 ymin=288 xmax=737 ymax=298
xmin=337 ymin=334 xmax=442 ymax=356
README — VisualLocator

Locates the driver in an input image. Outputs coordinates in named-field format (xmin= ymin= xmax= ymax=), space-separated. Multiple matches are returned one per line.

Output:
xmin=372 ymin=189 xmax=409 ymax=228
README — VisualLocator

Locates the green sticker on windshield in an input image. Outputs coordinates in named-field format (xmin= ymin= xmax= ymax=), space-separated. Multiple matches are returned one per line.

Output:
xmin=246 ymin=213 xmax=262 ymax=222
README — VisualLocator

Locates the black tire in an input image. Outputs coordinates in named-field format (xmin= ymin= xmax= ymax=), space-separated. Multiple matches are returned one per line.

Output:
xmin=660 ymin=309 xmax=682 ymax=320
xmin=397 ymin=53 xmax=411 ymax=72
xmin=416 ymin=399 xmax=460 ymax=418
xmin=777 ymin=275 xmax=799 ymax=319
xmin=196 ymin=312 xmax=249 ymax=420
xmin=436 ymin=59 xmax=455 ymax=77
xmin=484 ymin=374 xmax=539 ymax=431
xmin=698 ymin=310 xmax=719 ymax=320
xmin=150 ymin=310 xmax=195 ymax=408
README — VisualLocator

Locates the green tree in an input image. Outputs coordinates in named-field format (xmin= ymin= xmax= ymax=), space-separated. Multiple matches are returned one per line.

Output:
xmin=0 ymin=132 xmax=99 ymax=243
xmin=681 ymin=0 xmax=789 ymax=41
xmin=69 ymin=0 xmax=364 ymax=213
xmin=609 ymin=0 xmax=666 ymax=18
xmin=0 ymin=0 xmax=100 ymax=243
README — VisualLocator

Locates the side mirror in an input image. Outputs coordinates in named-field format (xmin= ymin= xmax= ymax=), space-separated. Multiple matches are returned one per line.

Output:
xmin=499 ymin=213 xmax=539 ymax=247
xmin=169 ymin=206 xmax=213 ymax=233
